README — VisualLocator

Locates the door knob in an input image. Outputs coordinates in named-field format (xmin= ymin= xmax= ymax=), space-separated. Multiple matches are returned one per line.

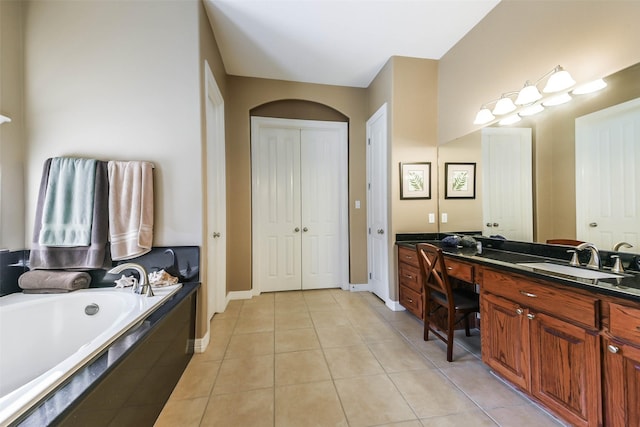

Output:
xmin=486 ymin=223 xmax=493 ymax=227
xmin=294 ymin=227 xmax=300 ymax=232
xmin=493 ymin=223 xmax=499 ymax=227
xmin=212 ymin=232 xmax=221 ymax=238
xmin=589 ymin=222 xmax=598 ymax=227
xmin=377 ymin=229 xmax=384 ymax=234
xmin=303 ymin=227 xmax=308 ymax=232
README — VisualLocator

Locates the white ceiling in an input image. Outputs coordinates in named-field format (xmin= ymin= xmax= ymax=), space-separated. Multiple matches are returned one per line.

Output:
xmin=203 ymin=0 xmax=501 ymax=88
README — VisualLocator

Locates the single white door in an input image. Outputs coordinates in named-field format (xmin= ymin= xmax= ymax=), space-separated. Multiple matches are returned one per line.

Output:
xmin=576 ymin=97 xmax=640 ymax=249
xmin=300 ymin=126 xmax=348 ymax=289
xmin=205 ymin=61 xmax=226 ymax=320
xmin=482 ymin=127 xmax=533 ymax=241
xmin=367 ymin=104 xmax=389 ymax=302
xmin=252 ymin=117 xmax=348 ymax=293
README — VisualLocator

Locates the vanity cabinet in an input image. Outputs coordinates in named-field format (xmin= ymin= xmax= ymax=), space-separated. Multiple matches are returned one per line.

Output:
xmin=481 ymin=268 xmax=601 ymax=427
xmin=397 ymin=245 xmax=477 ymax=321
xmin=602 ymin=302 xmax=640 ymax=427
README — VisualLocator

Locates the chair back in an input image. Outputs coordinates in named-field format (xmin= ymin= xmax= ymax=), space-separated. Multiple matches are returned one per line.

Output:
xmin=546 ymin=239 xmax=585 ymax=246
xmin=416 ymin=243 xmax=453 ymax=302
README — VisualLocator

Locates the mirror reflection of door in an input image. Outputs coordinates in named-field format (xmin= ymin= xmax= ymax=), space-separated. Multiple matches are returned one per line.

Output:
xmin=576 ymin=97 xmax=640 ymax=250
xmin=481 ymin=128 xmax=533 ymax=241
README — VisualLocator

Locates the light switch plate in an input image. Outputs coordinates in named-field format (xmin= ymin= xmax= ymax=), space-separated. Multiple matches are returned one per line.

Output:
xmin=428 ymin=213 xmax=435 ymax=223
xmin=355 ymin=200 xmax=360 ymax=209
xmin=441 ymin=213 xmax=448 ymax=223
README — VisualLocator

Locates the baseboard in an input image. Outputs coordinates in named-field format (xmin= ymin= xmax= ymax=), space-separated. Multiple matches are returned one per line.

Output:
xmin=385 ymin=299 xmax=406 ymax=312
xmin=193 ymin=330 xmax=210 ymax=353
xmin=226 ymin=290 xmax=255 ymax=301
xmin=348 ymin=283 xmax=371 ymax=292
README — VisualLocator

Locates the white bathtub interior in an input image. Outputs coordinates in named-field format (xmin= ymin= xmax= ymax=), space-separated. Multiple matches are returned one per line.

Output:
xmin=0 ymin=284 xmax=182 ymax=426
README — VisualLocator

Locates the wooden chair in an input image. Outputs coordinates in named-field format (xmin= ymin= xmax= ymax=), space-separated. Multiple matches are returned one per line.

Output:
xmin=416 ymin=243 xmax=480 ymax=362
xmin=546 ymin=239 xmax=585 ymax=246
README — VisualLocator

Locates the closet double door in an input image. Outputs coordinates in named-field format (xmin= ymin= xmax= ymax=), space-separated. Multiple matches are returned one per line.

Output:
xmin=251 ymin=117 xmax=348 ymax=292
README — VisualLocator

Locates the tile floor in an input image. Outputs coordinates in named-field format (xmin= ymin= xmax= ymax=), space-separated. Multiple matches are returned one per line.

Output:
xmin=155 ymin=289 xmax=565 ymax=427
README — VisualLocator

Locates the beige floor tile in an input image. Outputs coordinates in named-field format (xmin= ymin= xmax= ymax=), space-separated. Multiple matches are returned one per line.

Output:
xmin=275 ymin=349 xmax=331 ymax=385
xmin=487 ymin=403 xmax=564 ymax=426
xmin=209 ymin=317 xmax=237 ymax=336
xmin=323 ymin=344 xmax=384 ymax=378
xmin=197 ymin=332 xmax=231 ymax=362
xmin=389 ymin=369 xmax=476 ymax=418
xmin=225 ymin=331 xmax=274 ymax=359
xmin=234 ymin=313 xmax=274 ymax=334
xmin=440 ymin=361 xmax=530 ymax=409
xmin=354 ymin=322 xmax=404 ymax=343
xmin=154 ymin=396 xmax=208 ymax=427
xmin=169 ymin=359 xmax=220 ymax=399
xmin=310 ymin=309 xmax=351 ymax=328
xmin=334 ymin=374 xmax=417 ymax=427
xmin=275 ymin=381 xmax=348 ymax=427
xmin=212 ymin=354 xmax=274 ymax=394
xmin=275 ymin=328 xmax=320 ymax=353
xmin=316 ymin=325 xmax=364 ymax=348
xmin=345 ymin=308 xmax=386 ymax=327
xmin=211 ymin=300 xmax=242 ymax=320
xmin=275 ymin=310 xmax=313 ymax=330
xmin=391 ymin=318 xmax=426 ymax=342
xmin=411 ymin=337 xmax=478 ymax=367
xmin=368 ymin=340 xmax=433 ymax=372
xmin=378 ymin=421 xmax=423 ymax=427
xmin=200 ymin=388 xmax=274 ymax=427
xmin=419 ymin=410 xmax=498 ymax=426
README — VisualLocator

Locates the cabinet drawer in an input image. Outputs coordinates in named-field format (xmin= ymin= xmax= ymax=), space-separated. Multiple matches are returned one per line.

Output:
xmin=398 ymin=264 xmax=422 ymax=293
xmin=398 ymin=246 xmax=420 ymax=268
xmin=399 ymin=285 xmax=422 ymax=318
xmin=445 ymin=258 xmax=475 ymax=283
xmin=609 ymin=302 xmax=640 ymax=343
xmin=483 ymin=268 xmax=599 ymax=329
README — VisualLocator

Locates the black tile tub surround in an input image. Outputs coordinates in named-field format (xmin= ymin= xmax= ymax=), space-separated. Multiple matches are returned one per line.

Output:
xmin=1 ymin=246 xmax=200 ymax=295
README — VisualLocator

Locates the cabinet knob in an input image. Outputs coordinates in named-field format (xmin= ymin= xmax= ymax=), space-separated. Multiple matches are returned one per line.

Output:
xmin=405 ymin=274 xmax=413 ymax=279
xmin=607 ymin=344 xmax=620 ymax=354
xmin=407 ymin=298 xmax=413 ymax=303
xmin=526 ymin=313 xmax=536 ymax=320
xmin=516 ymin=308 xmax=524 ymax=315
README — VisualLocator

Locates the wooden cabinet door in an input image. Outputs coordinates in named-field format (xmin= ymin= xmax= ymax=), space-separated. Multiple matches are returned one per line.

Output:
xmin=603 ymin=339 xmax=640 ymax=427
xmin=530 ymin=312 xmax=601 ymax=427
xmin=481 ymin=292 xmax=530 ymax=391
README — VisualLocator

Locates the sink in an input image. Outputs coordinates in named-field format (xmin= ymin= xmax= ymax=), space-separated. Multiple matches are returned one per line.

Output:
xmin=516 ymin=262 xmax=623 ymax=280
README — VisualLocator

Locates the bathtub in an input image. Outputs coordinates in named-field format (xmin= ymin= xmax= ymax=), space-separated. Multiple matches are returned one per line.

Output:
xmin=0 ymin=284 xmax=182 ymax=426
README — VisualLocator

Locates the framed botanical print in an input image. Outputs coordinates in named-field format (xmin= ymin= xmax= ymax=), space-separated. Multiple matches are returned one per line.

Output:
xmin=444 ymin=162 xmax=476 ymax=199
xmin=399 ymin=162 xmax=431 ymax=200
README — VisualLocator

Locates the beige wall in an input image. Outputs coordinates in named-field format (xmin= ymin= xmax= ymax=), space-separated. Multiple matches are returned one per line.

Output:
xmin=0 ymin=0 xmax=25 ymax=250
xmin=225 ymin=76 xmax=369 ymax=292
xmin=438 ymin=132 xmax=483 ymax=233
xmin=439 ymin=0 xmax=640 ymax=145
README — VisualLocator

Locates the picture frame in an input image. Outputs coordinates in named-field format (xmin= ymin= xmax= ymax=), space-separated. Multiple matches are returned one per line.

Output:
xmin=444 ymin=162 xmax=476 ymax=199
xmin=399 ymin=162 xmax=431 ymax=200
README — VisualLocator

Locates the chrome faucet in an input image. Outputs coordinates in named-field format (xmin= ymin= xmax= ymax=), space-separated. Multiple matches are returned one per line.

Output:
xmin=107 ymin=263 xmax=154 ymax=297
xmin=576 ymin=242 xmax=601 ymax=270
xmin=613 ymin=241 xmax=633 ymax=251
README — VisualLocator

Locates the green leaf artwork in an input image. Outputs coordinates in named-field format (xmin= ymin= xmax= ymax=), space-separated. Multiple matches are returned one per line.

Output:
xmin=452 ymin=170 xmax=468 ymax=191
xmin=408 ymin=171 xmax=424 ymax=192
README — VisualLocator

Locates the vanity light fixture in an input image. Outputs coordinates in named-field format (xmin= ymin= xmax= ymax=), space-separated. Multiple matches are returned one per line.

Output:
xmin=498 ymin=114 xmax=521 ymax=126
xmin=515 ymin=81 xmax=542 ymax=105
xmin=542 ymin=93 xmax=572 ymax=107
xmin=543 ymin=66 xmax=576 ymax=93
xmin=0 ymin=114 xmax=11 ymax=124
xmin=572 ymin=78 xmax=607 ymax=95
xmin=492 ymin=94 xmax=517 ymax=115
xmin=473 ymin=106 xmax=495 ymax=125
xmin=518 ymin=103 xmax=545 ymax=117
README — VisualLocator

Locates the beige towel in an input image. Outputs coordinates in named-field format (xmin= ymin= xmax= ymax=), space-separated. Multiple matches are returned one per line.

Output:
xmin=19 ymin=270 xmax=91 ymax=293
xmin=108 ymin=161 xmax=154 ymax=260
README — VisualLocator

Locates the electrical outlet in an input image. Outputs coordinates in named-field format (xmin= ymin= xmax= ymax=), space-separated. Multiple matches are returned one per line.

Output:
xmin=441 ymin=213 xmax=448 ymax=223
xmin=428 ymin=213 xmax=435 ymax=223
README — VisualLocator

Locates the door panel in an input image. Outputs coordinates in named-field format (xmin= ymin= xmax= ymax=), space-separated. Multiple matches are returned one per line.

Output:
xmin=576 ymin=98 xmax=640 ymax=249
xmin=367 ymin=104 xmax=389 ymax=301
xmin=301 ymin=127 xmax=347 ymax=289
xmin=482 ymin=128 xmax=533 ymax=241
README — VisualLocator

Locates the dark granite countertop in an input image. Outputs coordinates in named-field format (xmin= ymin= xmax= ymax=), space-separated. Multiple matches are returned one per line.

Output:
xmin=397 ymin=235 xmax=640 ymax=302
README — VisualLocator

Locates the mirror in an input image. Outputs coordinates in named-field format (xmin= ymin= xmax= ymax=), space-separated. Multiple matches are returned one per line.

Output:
xmin=438 ymin=62 xmax=640 ymax=254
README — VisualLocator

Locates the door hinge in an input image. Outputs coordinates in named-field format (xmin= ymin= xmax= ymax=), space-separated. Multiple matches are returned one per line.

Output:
xmin=369 ymin=272 xmax=372 ymax=279
xmin=368 ymin=138 xmax=371 ymax=145
xmin=368 ymin=227 xmax=371 ymax=234
xmin=368 ymin=183 xmax=371 ymax=190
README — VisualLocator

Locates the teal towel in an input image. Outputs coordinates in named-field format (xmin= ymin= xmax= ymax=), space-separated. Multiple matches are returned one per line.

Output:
xmin=39 ymin=157 xmax=97 ymax=247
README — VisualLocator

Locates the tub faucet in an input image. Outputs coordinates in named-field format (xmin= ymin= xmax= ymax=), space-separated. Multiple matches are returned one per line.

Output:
xmin=613 ymin=241 xmax=633 ymax=251
xmin=576 ymin=242 xmax=601 ymax=270
xmin=107 ymin=263 xmax=154 ymax=297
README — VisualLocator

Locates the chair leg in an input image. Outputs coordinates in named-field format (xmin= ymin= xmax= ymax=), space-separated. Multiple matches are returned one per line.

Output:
xmin=423 ymin=313 xmax=430 ymax=341
xmin=464 ymin=314 xmax=471 ymax=337
xmin=446 ymin=310 xmax=455 ymax=362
